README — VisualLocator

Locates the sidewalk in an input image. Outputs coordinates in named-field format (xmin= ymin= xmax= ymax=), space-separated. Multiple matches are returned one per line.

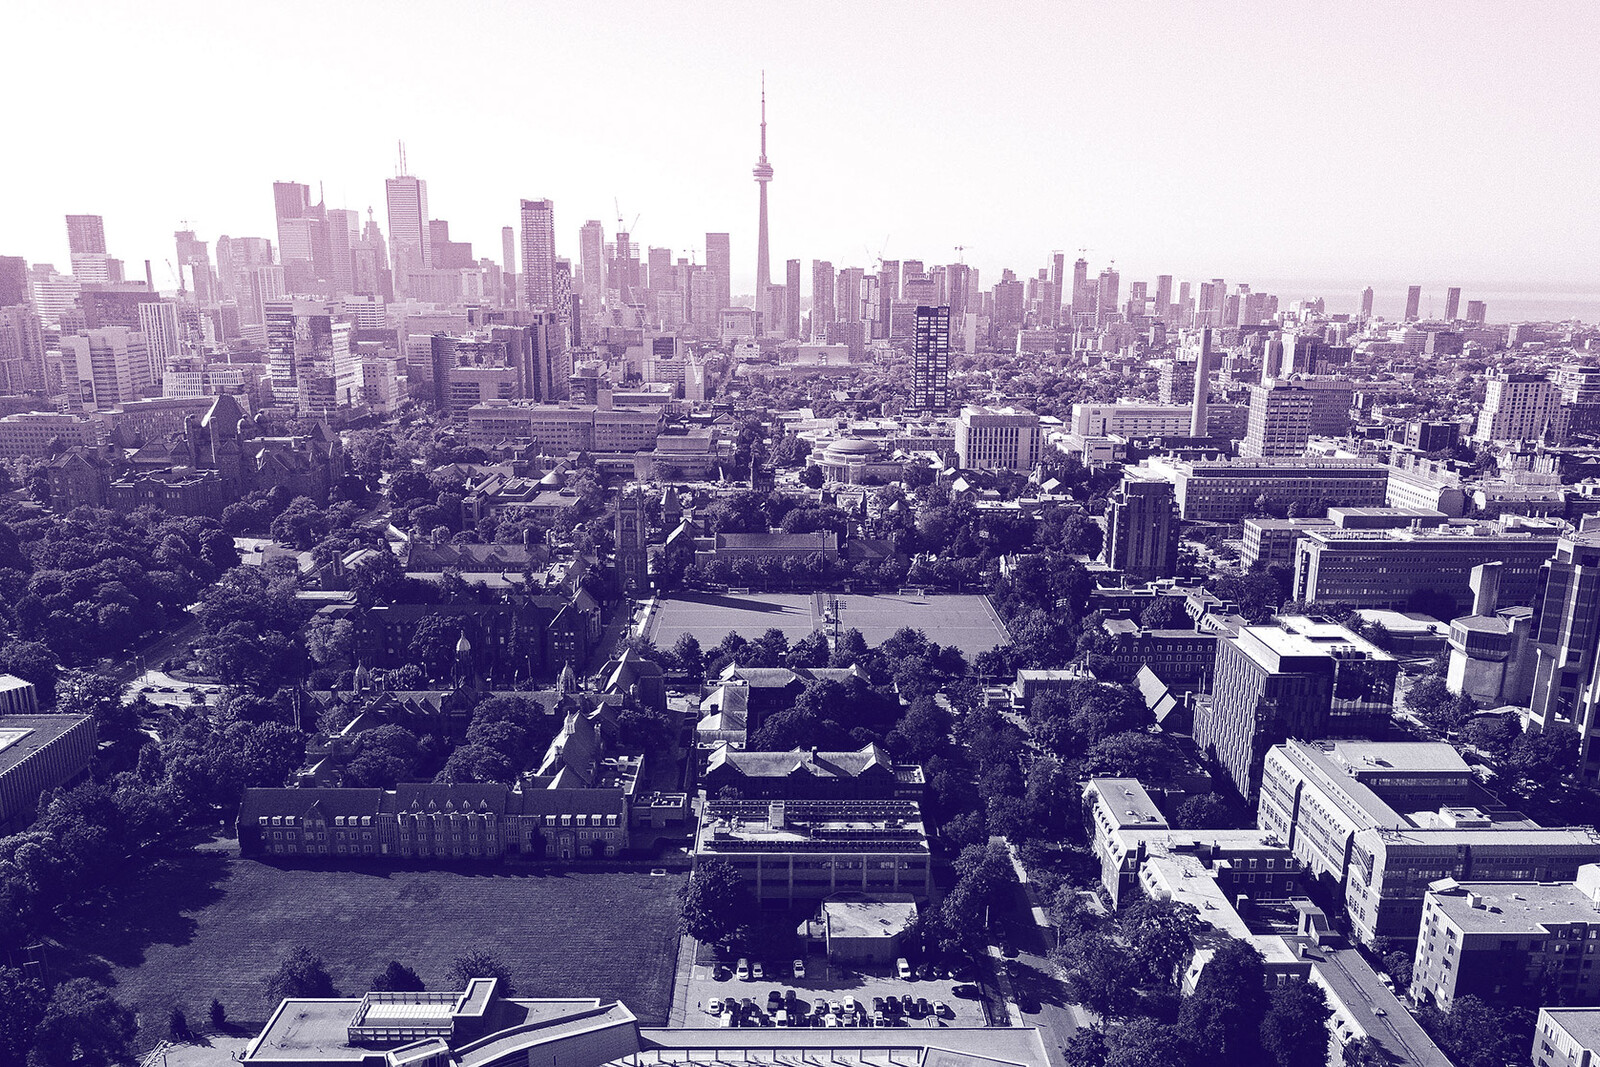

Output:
xmin=667 ymin=933 xmax=697 ymax=1027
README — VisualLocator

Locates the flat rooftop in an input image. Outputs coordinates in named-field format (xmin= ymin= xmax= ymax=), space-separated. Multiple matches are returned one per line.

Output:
xmin=822 ymin=897 xmax=919 ymax=941
xmin=1237 ymin=616 xmax=1392 ymax=669
xmin=1429 ymin=880 xmax=1600 ymax=934
xmin=633 ymin=1028 xmax=1051 ymax=1067
xmin=0 ymin=715 xmax=90 ymax=774
xmin=1542 ymin=1007 xmax=1600 ymax=1055
xmin=1324 ymin=740 xmax=1471 ymax=777
xmin=697 ymin=801 xmax=928 ymax=853
xmin=1086 ymin=778 xmax=1169 ymax=830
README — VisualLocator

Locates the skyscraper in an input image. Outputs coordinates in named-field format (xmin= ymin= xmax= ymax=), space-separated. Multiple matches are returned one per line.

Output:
xmin=1360 ymin=286 xmax=1375 ymax=322
xmin=66 ymin=214 xmax=114 ymax=284
xmin=785 ymin=259 xmax=801 ymax=338
xmin=1050 ymin=253 xmax=1066 ymax=326
xmin=1096 ymin=267 xmax=1120 ymax=323
xmin=1405 ymin=285 xmax=1422 ymax=322
xmin=1155 ymin=275 xmax=1173 ymax=322
xmin=1106 ymin=475 xmax=1178 ymax=579
xmin=174 ymin=230 xmax=214 ymax=303
xmin=578 ymin=221 xmax=605 ymax=306
xmin=501 ymin=226 xmax=517 ymax=307
xmin=752 ymin=76 xmax=773 ymax=315
xmin=0 ymin=257 xmax=27 ymax=308
xmin=1445 ymin=286 xmax=1462 ymax=321
xmin=838 ymin=266 xmax=864 ymax=324
xmin=811 ymin=260 xmax=834 ymax=341
xmin=519 ymin=199 xmax=556 ymax=310
xmin=704 ymin=233 xmax=731 ymax=315
xmin=911 ymin=306 xmax=950 ymax=413
xmin=385 ymin=166 xmax=431 ymax=288
xmin=1240 ymin=381 xmax=1315 ymax=458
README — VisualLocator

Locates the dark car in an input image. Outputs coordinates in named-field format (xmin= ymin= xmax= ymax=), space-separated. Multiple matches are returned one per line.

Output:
xmin=766 ymin=990 xmax=783 ymax=1011
xmin=871 ymin=996 xmax=886 ymax=1013
xmin=952 ymin=983 xmax=981 ymax=999
xmin=915 ymin=997 xmax=931 ymax=1016
xmin=919 ymin=962 xmax=938 ymax=980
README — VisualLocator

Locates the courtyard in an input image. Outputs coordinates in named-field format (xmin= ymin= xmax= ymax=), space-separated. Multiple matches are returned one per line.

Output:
xmin=52 ymin=843 xmax=687 ymax=1050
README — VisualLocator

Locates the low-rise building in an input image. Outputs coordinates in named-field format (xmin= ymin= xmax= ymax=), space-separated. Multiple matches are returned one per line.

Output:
xmin=1533 ymin=1006 xmax=1600 ymax=1067
xmin=1259 ymin=738 xmax=1600 ymax=945
xmin=694 ymin=798 xmax=932 ymax=904
xmin=241 ymin=979 xmax=640 ymax=1067
xmin=1159 ymin=456 xmax=1391 ymax=522
xmin=701 ymin=744 xmax=923 ymax=801
xmin=1095 ymin=621 xmax=1218 ymax=686
xmin=1240 ymin=517 xmax=1335 ymax=571
xmin=1413 ymin=866 xmax=1600 ymax=1012
xmin=0 ymin=712 xmax=96 ymax=831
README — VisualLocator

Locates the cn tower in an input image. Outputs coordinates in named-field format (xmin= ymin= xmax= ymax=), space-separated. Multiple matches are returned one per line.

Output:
xmin=753 ymin=73 xmax=773 ymax=311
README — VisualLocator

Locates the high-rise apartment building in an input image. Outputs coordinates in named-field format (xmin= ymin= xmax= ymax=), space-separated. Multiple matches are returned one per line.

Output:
xmin=1445 ymin=286 xmax=1462 ymax=321
xmin=1467 ymin=300 xmax=1487 ymax=323
xmin=385 ymin=173 xmax=431 ymax=285
xmin=910 ymin=305 xmax=949 ymax=413
xmin=1360 ymin=286 xmax=1374 ymax=321
xmin=1474 ymin=372 xmax=1558 ymax=444
xmin=1154 ymin=275 xmax=1173 ymax=321
xmin=518 ymin=199 xmax=556 ymax=311
xmin=66 ymin=215 xmax=106 ymax=256
xmin=66 ymin=213 xmax=115 ymax=285
xmin=263 ymin=300 xmax=356 ymax=413
xmin=784 ymin=259 xmax=801 ymax=338
xmin=1197 ymin=616 xmax=1397 ymax=798
xmin=500 ymin=226 xmax=517 ymax=307
xmin=0 ymin=257 xmax=27 ymax=309
xmin=173 ymin=230 xmax=215 ymax=304
xmin=1071 ymin=257 xmax=1090 ymax=316
xmin=1240 ymin=380 xmax=1315 ymax=458
xmin=1404 ymin=285 xmax=1422 ymax=322
xmin=1096 ymin=268 xmax=1120 ymax=324
xmin=877 ymin=261 xmax=899 ymax=338
xmin=1106 ymin=475 xmax=1178 ymax=578
xmin=810 ymin=260 xmax=834 ymax=341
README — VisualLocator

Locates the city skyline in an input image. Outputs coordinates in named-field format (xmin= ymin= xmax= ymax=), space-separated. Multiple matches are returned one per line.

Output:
xmin=4 ymin=1 xmax=1598 ymax=314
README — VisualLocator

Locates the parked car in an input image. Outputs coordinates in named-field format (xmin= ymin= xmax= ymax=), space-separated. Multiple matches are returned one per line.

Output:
xmin=873 ymin=1010 xmax=886 ymax=1027
xmin=915 ymin=997 xmax=931 ymax=1016
xmin=813 ymin=998 xmax=828 ymax=1018
xmin=897 ymin=957 xmax=913 ymax=979
xmin=792 ymin=959 xmax=805 ymax=979
xmin=843 ymin=995 xmax=859 ymax=1015
xmin=919 ymin=962 xmax=937 ymax=980
xmin=934 ymin=1001 xmax=952 ymax=1018
xmin=829 ymin=1000 xmax=843 ymax=1017
xmin=752 ymin=961 xmax=764 ymax=980
xmin=736 ymin=958 xmax=750 ymax=980
xmin=823 ymin=1014 xmax=839 ymax=1027
xmin=708 ymin=997 xmax=724 ymax=1015
xmin=871 ymin=996 xmax=886 ymax=1013
xmin=766 ymin=990 xmax=783 ymax=1012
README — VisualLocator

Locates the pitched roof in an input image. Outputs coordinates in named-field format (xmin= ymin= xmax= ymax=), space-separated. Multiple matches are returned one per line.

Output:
xmin=239 ymin=787 xmax=385 ymax=823
xmin=706 ymin=743 xmax=897 ymax=781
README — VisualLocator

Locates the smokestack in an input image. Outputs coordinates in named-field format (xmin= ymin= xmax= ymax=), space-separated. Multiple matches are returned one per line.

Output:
xmin=144 ymin=259 xmax=154 ymax=291
xmin=1189 ymin=328 xmax=1213 ymax=437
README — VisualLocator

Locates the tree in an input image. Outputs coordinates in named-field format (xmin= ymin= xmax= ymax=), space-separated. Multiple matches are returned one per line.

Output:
xmin=31 ymin=978 xmax=136 ymax=1067
xmin=1177 ymin=938 xmax=1267 ymax=1067
xmin=265 ymin=946 xmax=336 ymax=1003
xmin=1080 ymin=731 xmax=1182 ymax=781
xmin=448 ymin=951 xmax=513 ymax=993
xmin=1423 ymin=994 xmax=1527 ymax=1067
xmin=1139 ymin=597 xmax=1182 ymax=630
xmin=1061 ymin=1028 xmax=1109 ymax=1067
xmin=208 ymin=998 xmax=227 ymax=1032
xmin=671 ymin=633 xmax=704 ymax=682
xmin=1119 ymin=897 xmax=1203 ymax=991
xmin=1260 ymin=980 xmax=1331 ymax=1067
xmin=370 ymin=960 xmax=425 ymax=992
xmin=55 ymin=669 xmax=139 ymax=748
xmin=168 ymin=1005 xmax=192 ymax=1042
xmin=1107 ymin=1017 xmax=1195 ymax=1067
xmin=0 ymin=967 xmax=46 ymax=1065
xmin=1174 ymin=793 xmax=1240 ymax=830
xmin=0 ymin=641 xmax=59 ymax=708
xmin=304 ymin=615 xmax=355 ymax=666
xmin=1053 ymin=927 xmax=1137 ymax=1019
xmin=408 ymin=615 xmax=462 ymax=681
xmin=798 ymin=466 xmax=825 ymax=489
xmin=679 ymin=858 xmax=756 ymax=952
xmin=1342 ymin=1037 xmax=1387 ymax=1067
xmin=343 ymin=724 xmax=421 ymax=787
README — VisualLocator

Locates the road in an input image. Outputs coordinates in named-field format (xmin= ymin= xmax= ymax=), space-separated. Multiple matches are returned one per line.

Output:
xmin=996 ymin=838 xmax=1090 ymax=1067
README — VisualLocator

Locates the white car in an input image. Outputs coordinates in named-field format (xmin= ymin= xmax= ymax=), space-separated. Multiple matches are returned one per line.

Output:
xmin=792 ymin=959 xmax=805 ymax=979
xmin=736 ymin=958 xmax=750 ymax=980
xmin=751 ymin=961 xmax=764 ymax=980
xmin=708 ymin=997 xmax=724 ymax=1015
xmin=897 ymin=957 xmax=913 ymax=979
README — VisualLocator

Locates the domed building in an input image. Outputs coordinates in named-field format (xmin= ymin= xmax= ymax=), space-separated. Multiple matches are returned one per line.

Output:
xmin=808 ymin=435 xmax=903 ymax=485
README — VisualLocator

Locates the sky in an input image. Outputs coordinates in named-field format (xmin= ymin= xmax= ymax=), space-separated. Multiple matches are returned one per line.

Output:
xmin=5 ymin=1 xmax=1599 ymax=313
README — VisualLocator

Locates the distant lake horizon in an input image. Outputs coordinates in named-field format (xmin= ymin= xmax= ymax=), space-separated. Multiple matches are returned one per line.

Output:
xmin=1248 ymin=279 xmax=1600 ymax=326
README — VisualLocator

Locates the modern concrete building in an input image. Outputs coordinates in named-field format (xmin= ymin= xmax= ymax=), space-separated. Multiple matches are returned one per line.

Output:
xmin=1292 ymin=520 xmax=1563 ymax=615
xmin=910 ymin=306 xmax=950 ymax=413
xmin=954 ymin=405 xmax=1039 ymax=471
xmin=466 ymin=401 xmax=663 ymax=452
xmin=1529 ymin=529 xmax=1600 ymax=781
xmin=1069 ymin=402 xmax=1193 ymax=439
xmin=1240 ymin=380 xmax=1315 ymax=458
xmin=0 ymin=713 xmax=96 ymax=831
xmin=1156 ymin=457 xmax=1390 ymax=522
xmin=1197 ymin=617 xmax=1396 ymax=799
xmin=1240 ymin=518 xmax=1336 ymax=571
xmin=1259 ymin=738 xmax=1600 ymax=945
xmin=694 ymin=798 xmax=932 ymax=904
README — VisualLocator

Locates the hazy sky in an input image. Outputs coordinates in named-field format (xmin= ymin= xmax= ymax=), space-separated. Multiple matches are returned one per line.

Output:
xmin=5 ymin=1 xmax=1598 ymax=303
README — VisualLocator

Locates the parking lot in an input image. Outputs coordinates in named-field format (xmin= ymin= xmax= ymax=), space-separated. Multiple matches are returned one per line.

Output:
xmin=681 ymin=948 xmax=990 ymax=1029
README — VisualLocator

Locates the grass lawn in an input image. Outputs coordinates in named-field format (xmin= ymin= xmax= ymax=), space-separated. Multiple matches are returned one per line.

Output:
xmin=51 ymin=843 xmax=686 ymax=1049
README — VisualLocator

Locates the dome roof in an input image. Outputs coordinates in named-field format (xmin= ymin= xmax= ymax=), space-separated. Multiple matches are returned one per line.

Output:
xmin=827 ymin=437 xmax=881 ymax=457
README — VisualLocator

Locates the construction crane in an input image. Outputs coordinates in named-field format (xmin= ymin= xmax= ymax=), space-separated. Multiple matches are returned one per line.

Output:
xmin=863 ymin=234 xmax=891 ymax=271
xmin=953 ymin=244 xmax=973 ymax=264
xmin=613 ymin=198 xmax=640 ymax=237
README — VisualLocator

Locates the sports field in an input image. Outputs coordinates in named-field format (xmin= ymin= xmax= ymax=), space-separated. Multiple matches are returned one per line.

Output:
xmin=643 ymin=591 xmax=1009 ymax=657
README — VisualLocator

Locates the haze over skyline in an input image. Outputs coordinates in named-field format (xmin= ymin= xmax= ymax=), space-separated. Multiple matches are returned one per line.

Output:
xmin=6 ymin=0 xmax=1598 ymax=312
